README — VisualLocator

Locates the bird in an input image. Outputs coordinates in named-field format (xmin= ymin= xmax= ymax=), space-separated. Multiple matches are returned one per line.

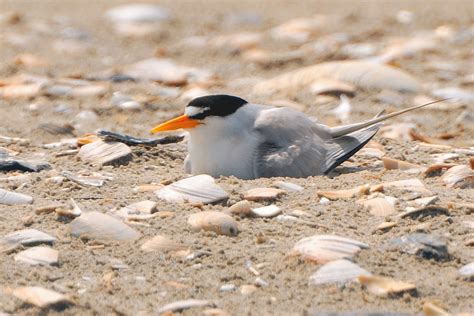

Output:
xmin=150 ymin=94 xmax=443 ymax=180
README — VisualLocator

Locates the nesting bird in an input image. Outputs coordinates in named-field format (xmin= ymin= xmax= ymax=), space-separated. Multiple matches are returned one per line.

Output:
xmin=151 ymin=95 xmax=440 ymax=179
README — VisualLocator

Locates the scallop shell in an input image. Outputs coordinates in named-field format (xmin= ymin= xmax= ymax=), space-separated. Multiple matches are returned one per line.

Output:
xmin=243 ymin=188 xmax=285 ymax=202
xmin=14 ymin=246 xmax=58 ymax=266
xmin=441 ymin=165 xmax=474 ymax=188
xmin=70 ymin=211 xmax=140 ymax=242
xmin=227 ymin=200 xmax=252 ymax=216
xmin=11 ymin=286 xmax=71 ymax=308
xmin=156 ymin=175 xmax=229 ymax=204
xmin=291 ymin=235 xmax=369 ymax=263
xmin=141 ymin=235 xmax=189 ymax=254
xmin=253 ymin=60 xmax=420 ymax=96
xmin=358 ymin=196 xmax=397 ymax=216
xmin=78 ymin=141 xmax=132 ymax=166
xmin=0 ymin=188 xmax=33 ymax=205
xmin=251 ymin=205 xmax=282 ymax=218
xmin=358 ymin=275 xmax=416 ymax=296
xmin=309 ymin=259 xmax=371 ymax=286
xmin=188 ymin=211 xmax=239 ymax=236
xmin=3 ymin=229 xmax=56 ymax=248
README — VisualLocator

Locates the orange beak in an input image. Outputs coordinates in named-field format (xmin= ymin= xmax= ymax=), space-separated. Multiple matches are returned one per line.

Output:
xmin=150 ymin=114 xmax=201 ymax=134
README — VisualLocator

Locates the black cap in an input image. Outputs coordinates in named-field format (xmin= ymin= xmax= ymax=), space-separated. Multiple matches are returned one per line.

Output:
xmin=186 ymin=94 xmax=248 ymax=119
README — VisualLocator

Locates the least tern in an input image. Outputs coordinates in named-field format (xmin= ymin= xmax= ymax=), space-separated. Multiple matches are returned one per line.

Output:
xmin=151 ymin=95 xmax=441 ymax=179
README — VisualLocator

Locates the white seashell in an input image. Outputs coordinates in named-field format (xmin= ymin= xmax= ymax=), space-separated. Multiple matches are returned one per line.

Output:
xmin=78 ymin=141 xmax=132 ymax=166
xmin=251 ymin=205 xmax=281 ymax=218
xmin=70 ymin=211 xmax=140 ymax=242
xmin=0 ymin=188 xmax=33 ymax=205
xmin=3 ymin=229 xmax=55 ymax=248
xmin=188 ymin=211 xmax=238 ymax=236
xmin=411 ymin=196 xmax=439 ymax=208
xmin=358 ymin=275 xmax=416 ymax=296
xmin=253 ymin=60 xmax=420 ymax=96
xmin=309 ymin=259 xmax=371 ymax=286
xmin=141 ymin=235 xmax=189 ymax=254
xmin=11 ymin=286 xmax=71 ymax=308
xmin=358 ymin=196 xmax=397 ymax=216
xmin=113 ymin=200 xmax=157 ymax=219
xmin=14 ymin=246 xmax=58 ymax=266
xmin=158 ymin=299 xmax=214 ymax=314
xmin=63 ymin=171 xmax=110 ymax=187
xmin=381 ymin=178 xmax=432 ymax=195
xmin=227 ymin=200 xmax=252 ymax=216
xmin=273 ymin=181 xmax=303 ymax=192
xmin=156 ymin=175 xmax=228 ymax=204
xmin=244 ymin=188 xmax=286 ymax=201
xmin=458 ymin=262 xmax=474 ymax=279
xmin=105 ymin=4 xmax=171 ymax=23
xmin=441 ymin=165 xmax=474 ymax=188
xmin=291 ymin=235 xmax=369 ymax=263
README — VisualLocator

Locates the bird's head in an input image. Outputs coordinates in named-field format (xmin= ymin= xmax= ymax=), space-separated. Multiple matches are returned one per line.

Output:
xmin=150 ymin=94 xmax=248 ymax=133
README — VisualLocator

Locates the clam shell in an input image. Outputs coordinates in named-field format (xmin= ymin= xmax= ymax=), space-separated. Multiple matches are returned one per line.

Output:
xmin=70 ymin=211 xmax=140 ymax=242
xmin=0 ymin=188 xmax=33 ymax=205
xmin=141 ymin=235 xmax=189 ymax=254
xmin=227 ymin=200 xmax=252 ymax=216
xmin=358 ymin=196 xmax=397 ymax=216
xmin=253 ymin=60 xmax=420 ymax=96
xmin=188 ymin=211 xmax=238 ymax=236
xmin=358 ymin=275 xmax=416 ymax=296
xmin=156 ymin=175 xmax=228 ymax=204
xmin=3 ymin=229 xmax=56 ymax=248
xmin=14 ymin=246 xmax=58 ymax=266
xmin=78 ymin=141 xmax=132 ymax=166
xmin=11 ymin=286 xmax=71 ymax=308
xmin=244 ymin=188 xmax=286 ymax=201
xmin=291 ymin=235 xmax=369 ymax=263
xmin=251 ymin=205 xmax=282 ymax=218
xmin=441 ymin=165 xmax=474 ymax=188
xmin=309 ymin=259 xmax=371 ymax=286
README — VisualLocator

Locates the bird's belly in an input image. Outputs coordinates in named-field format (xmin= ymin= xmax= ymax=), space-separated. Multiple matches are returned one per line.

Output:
xmin=188 ymin=139 xmax=256 ymax=179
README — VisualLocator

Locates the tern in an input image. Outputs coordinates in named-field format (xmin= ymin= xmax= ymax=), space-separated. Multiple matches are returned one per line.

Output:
xmin=151 ymin=95 xmax=442 ymax=179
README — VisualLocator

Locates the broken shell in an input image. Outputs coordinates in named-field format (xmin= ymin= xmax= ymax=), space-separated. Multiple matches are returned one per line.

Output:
xmin=358 ymin=275 xmax=416 ymax=296
xmin=381 ymin=178 xmax=432 ymax=195
xmin=70 ymin=211 xmax=140 ymax=242
xmin=397 ymin=206 xmax=449 ymax=219
xmin=309 ymin=259 xmax=371 ymax=286
xmin=78 ymin=141 xmax=132 ymax=166
xmin=358 ymin=196 xmax=397 ymax=216
xmin=411 ymin=196 xmax=439 ymax=207
xmin=227 ymin=200 xmax=252 ymax=216
xmin=317 ymin=184 xmax=371 ymax=200
xmin=141 ymin=235 xmax=189 ymax=255
xmin=375 ymin=222 xmax=397 ymax=231
xmin=423 ymin=302 xmax=450 ymax=316
xmin=158 ymin=299 xmax=215 ymax=314
xmin=441 ymin=165 xmax=474 ymax=188
xmin=14 ymin=246 xmax=58 ymax=266
xmin=113 ymin=200 xmax=157 ymax=219
xmin=11 ymin=286 xmax=71 ymax=308
xmin=382 ymin=157 xmax=424 ymax=172
xmin=251 ymin=205 xmax=282 ymax=218
xmin=273 ymin=181 xmax=303 ymax=192
xmin=188 ymin=211 xmax=239 ymax=236
xmin=244 ymin=188 xmax=286 ymax=201
xmin=156 ymin=175 xmax=228 ymax=204
xmin=291 ymin=235 xmax=369 ymax=263
xmin=62 ymin=171 xmax=112 ymax=187
xmin=3 ymin=229 xmax=56 ymax=248
xmin=0 ymin=188 xmax=33 ymax=205
xmin=386 ymin=233 xmax=449 ymax=260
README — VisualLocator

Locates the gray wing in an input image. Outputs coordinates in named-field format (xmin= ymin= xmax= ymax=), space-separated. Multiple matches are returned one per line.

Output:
xmin=253 ymin=107 xmax=380 ymax=178
xmin=253 ymin=107 xmax=332 ymax=178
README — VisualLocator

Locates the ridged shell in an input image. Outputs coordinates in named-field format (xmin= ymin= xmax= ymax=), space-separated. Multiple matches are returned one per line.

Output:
xmin=358 ymin=196 xmax=397 ymax=216
xmin=227 ymin=200 xmax=252 ymax=216
xmin=253 ymin=60 xmax=420 ymax=96
xmin=156 ymin=175 xmax=228 ymax=204
xmin=309 ymin=259 xmax=371 ymax=286
xmin=11 ymin=286 xmax=71 ymax=308
xmin=14 ymin=246 xmax=58 ymax=266
xmin=0 ymin=188 xmax=33 ymax=205
xmin=78 ymin=141 xmax=132 ymax=166
xmin=70 ymin=211 xmax=140 ymax=242
xmin=358 ymin=275 xmax=416 ymax=296
xmin=188 ymin=211 xmax=239 ymax=236
xmin=441 ymin=165 xmax=474 ymax=188
xmin=291 ymin=235 xmax=369 ymax=263
xmin=141 ymin=235 xmax=188 ymax=254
